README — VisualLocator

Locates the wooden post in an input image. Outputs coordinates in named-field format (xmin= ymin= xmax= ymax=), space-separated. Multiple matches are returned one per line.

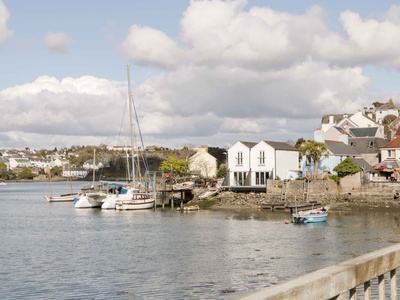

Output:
xmin=390 ymin=269 xmax=397 ymax=300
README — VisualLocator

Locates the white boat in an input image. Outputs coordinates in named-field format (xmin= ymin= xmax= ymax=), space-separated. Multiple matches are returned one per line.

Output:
xmin=101 ymin=186 xmax=140 ymax=209
xmin=292 ymin=207 xmax=328 ymax=224
xmin=45 ymin=193 xmax=79 ymax=202
xmin=115 ymin=192 xmax=155 ymax=210
xmin=75 ymin=182 xmax=121 ymax=208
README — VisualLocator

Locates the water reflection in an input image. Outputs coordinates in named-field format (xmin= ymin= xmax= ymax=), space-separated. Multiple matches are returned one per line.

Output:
xmin=2 ymin=182 xmax=400 ymax=299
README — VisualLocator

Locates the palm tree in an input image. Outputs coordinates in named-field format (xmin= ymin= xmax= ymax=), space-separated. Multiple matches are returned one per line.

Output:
xmin=299 ymin=140 xmax=329 ymax=179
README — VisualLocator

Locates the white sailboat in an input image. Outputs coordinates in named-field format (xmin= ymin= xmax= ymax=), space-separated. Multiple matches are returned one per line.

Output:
xmin=75 ymin=149 xmax=108 ymax=208
xmin=102 ymin=65 xmax=155 ymax=210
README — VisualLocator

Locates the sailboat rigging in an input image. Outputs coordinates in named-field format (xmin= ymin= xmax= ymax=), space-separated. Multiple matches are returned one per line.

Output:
xmin=102 ymin=65 xmax=155 ymax=210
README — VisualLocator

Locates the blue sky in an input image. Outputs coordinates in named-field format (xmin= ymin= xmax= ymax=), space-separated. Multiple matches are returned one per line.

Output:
xmin=1 ymin=0 xmax=400 ymax=150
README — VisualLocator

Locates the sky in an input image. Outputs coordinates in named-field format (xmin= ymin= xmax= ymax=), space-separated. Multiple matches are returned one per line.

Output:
xmin=1 ymin=0 xmax=400 ymax=150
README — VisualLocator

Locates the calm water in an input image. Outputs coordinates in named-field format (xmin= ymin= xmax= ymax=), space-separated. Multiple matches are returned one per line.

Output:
xmin=1 ymin=182 xmax=400 ymax=299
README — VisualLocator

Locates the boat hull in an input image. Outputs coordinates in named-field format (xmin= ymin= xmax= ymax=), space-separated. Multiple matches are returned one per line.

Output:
xmin=74 ymin=195 xmax=103 ymax=208
xmin=292 ymin=210 xmax=328 ymax=224
xmin=115 ymin=199 xmax=155 ymax=210
xmin=45 ymin=194 xmax=79 ymax=202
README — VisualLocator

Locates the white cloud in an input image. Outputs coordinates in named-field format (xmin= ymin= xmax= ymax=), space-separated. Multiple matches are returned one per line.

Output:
xmin=44 ymin=31 xmax=75 ymax=54
xmin=120 ymin=25 xmax=183 ymax=68
xmin=4 ymin=1 xmax=400 ymax=149
xmin=0 ymin=0 xmax=12 ymax=45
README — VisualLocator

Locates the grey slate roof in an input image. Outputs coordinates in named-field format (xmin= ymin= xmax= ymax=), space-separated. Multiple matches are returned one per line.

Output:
xmin=348 ymin=137 xmax=389 ymax=154
xmin=325 ymin=140 xmax=360 ymax=156
xmin=321 ymin=114 xmax=352 ymax=124
xmin=263 ymin=141 xmax=298 ymax=151
xmin=348 ymin=127 xmax=378 ymax=138
xmin=351 ymin=157 xmax=376 ymax=173
xmin=240 ymin=141 xmax=257 ymax=148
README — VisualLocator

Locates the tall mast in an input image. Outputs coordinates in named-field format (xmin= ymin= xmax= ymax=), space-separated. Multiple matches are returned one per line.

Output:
xmin=93 ymin=149 xmax=96 ymax=186
xmin=127 ymin=65 xmax=136 ymax=184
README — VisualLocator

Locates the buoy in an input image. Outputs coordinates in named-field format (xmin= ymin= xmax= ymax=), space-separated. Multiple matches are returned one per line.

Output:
xmin=285 ymin=220 xmax=289 ymax=224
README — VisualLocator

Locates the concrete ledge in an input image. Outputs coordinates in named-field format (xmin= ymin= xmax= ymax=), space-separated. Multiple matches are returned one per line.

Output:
xmin=238 ymin=243 xmax=400 ymax=300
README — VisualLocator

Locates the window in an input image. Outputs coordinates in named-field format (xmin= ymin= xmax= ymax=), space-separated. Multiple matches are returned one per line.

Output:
xmin=349 ymin=141 xmax=354 ymax=147
xmin=234 ymin=172 xmax=247 ymax=186
xmin=368 ymin=141 xmax=374 ymax=148
xmin=236 ymin=151 xmax=243 ymax=166
xmin=388 ymin=150 xmax=393 ymax=158
xmin=306 ymin=156 xmax=311 ymax=166
xmin=255 ymin=172 xmax=267 ymax=185
xmin=258 ymin=151 xmax=265 ymax=165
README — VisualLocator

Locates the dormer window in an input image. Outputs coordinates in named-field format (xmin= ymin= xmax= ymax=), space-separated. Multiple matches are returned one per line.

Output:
xmin=349 ymin=141 xmax=354 ymax=147
xmin=368 ymin=141 xmax=374 ymax=148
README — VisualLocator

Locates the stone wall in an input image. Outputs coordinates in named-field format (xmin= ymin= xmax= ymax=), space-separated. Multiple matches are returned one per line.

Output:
xmin=215 ymin=179 xmax=400 ymax=209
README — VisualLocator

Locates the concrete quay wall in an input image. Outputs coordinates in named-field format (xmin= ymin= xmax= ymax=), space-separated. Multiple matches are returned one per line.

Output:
xmin=217 ymin=180 xmax=400 ymax=209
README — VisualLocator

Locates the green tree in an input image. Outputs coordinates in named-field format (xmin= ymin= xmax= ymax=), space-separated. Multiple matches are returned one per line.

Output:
xmin=19 ymin=167 xmax=34 ymax=179
xmin=295 ymin=138 xmax=306 ymax=149
xmin=216 ymin=166 xmax=227 ymax=179
xmin=299 ymin=140 xmax=329 ymax=179
xmin=0 ymin=162 xmax=7 ymax=178
xmin=159 ymin=156 xmax=188 ymax=176
xmin=333 ymin=157 xmax=360 ymax=178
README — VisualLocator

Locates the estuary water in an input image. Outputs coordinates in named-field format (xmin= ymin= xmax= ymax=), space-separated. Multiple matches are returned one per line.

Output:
xmin=1 ymin=181 xmax=400 ymax=299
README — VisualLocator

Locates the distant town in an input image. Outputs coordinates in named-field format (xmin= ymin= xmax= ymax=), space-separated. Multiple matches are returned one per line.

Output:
xmin=1 ymin=100 xmax=400 ymax=188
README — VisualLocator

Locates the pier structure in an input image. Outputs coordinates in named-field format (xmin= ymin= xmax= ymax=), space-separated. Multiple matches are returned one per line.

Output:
xmin=238 ymin=243 xmax=400 ymax=300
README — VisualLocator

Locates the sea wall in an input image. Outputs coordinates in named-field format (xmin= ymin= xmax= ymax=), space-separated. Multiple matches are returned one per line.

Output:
xmin=215 ymin=179 xmax=400 ymax=209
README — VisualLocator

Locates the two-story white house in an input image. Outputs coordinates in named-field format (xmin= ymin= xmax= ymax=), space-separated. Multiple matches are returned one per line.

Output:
xmin=227 ymin=140 xmax=299 ymax=186
xmin=227 ymin=141 xmax=256 ymax=186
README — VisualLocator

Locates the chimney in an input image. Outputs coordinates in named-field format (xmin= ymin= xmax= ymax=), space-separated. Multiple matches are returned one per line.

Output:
xmin=329 ymin=115 xmax=334 ymax=124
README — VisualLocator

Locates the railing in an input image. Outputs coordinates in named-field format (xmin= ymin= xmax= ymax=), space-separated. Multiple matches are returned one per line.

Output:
xmin=238 ymin=243 xmax=400 ymax=300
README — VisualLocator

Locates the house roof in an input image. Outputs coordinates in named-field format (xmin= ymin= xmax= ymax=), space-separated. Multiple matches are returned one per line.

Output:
xmin=376 ymin=102 xmax=398 ymax=111
xmin=381 ymin=136 xmax=400 ymax=148
xmin=348 ymin=137 xmax=389 ymax=154
xmin=351 ymin=157 xmax=376 ymax=173
xmin=348 ymin=127 xmax=378 ymax=138
xmin=321 ymin=114 xmax=352 ymax=124
xmin=325 ymin=140 xmax=360 ymax=156
xmin=373 ymin=158 xmax=400 ymax=171
xmin=262 ymin=140 xmax=298 ymax=151
xmin=240 ymin=141 xmax=257 ymax=148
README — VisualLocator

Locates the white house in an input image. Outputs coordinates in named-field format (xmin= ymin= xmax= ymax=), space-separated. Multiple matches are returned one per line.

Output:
xmin=9 ymin=157 xmax=32 ymax=169
xmin=227 ymin=141 xmax=256 ymax=186
xmin=250 ymin=141 xmax=299 ymax=184
xmin=188 ymin=146 xmax=217 ymax=178
xmin=227 ymin=140 xmax=298 ymax=186
xmin=62 ymin=167 xmax=88 ymax=178
xmin=375 ymin=102 xmax=399 ymax=124
xmin=380 ymin=135 xmax=400 ymax=162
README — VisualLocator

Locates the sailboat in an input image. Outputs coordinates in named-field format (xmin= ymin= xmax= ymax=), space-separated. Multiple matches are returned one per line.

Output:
xmin=45 ymin=165 xmax=79 ymax=202
xmin=75 ymin=149 xmax=109 ymax=208
xmin=102 ymin=65 xmax=155 ymax=210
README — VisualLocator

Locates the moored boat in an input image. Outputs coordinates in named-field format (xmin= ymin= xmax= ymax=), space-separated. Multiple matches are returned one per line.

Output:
xmin=45 ymin=193 xmax=79 ymax=202
xmin=292 ymin=207 xmax=328 ymax=224
xmin=115 ymin=192 xmax=155 ymax=210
